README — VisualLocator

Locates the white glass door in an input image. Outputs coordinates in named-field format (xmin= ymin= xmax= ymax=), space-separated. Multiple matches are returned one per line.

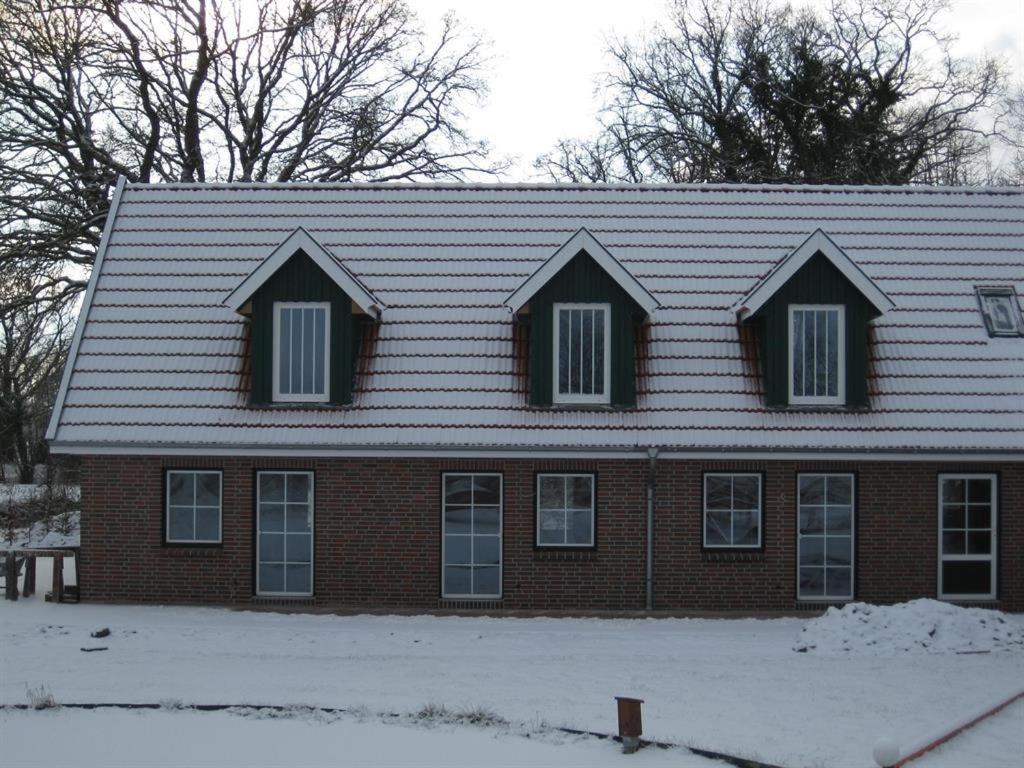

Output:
xmin=442 ymin=473 xmax=502 ymax=598
xmin=257 ymin=471 xmax=314 ymax=596
xmin=797 ymin=473 xmax=854 ymax=600
xmin=939 ymin=474 xmax=996 ymax=600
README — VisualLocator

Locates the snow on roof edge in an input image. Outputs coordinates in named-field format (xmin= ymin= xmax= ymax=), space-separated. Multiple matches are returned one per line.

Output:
xmin=223 ymin=226 xmax=383 ymax=316
xmin=735 ymin=229 xmax=895 ymax=318
xmin=122 ymin=180 xmax=1024 ymax=195
xmin=45 ymin=175 xmax=128 ymax=442
xmin=504 ymin=227 xmax=660 ymax=314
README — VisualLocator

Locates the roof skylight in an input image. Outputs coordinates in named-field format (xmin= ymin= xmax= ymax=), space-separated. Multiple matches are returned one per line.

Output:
xmin=976 ymin=287 xmax=1024 ymax=337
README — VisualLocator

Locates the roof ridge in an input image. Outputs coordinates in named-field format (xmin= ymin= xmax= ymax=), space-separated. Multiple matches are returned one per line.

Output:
xmin=123 ymin=180 xmax=1024 ymax=196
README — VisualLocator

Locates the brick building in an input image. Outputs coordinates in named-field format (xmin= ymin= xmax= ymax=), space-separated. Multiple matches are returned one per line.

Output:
xmin=48 ymin=180 xmax=1024 ymax=611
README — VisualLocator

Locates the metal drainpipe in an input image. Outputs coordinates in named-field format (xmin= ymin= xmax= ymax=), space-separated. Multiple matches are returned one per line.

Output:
xmin=645 ymin=446 xmax=659 ymax=612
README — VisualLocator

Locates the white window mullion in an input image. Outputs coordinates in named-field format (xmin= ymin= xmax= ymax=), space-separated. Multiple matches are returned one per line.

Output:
xmin=280 ymin=313 xmax=288 ymax=397
xmin=819 ymin=313 xmax=827 ymax=397
xmin=811 ymin=311 xmax=818 ymax=396
xmin=590 ymin=309 xmax=597 ymax=394
xmin=801 ymin=312 xmax=807 ymax=397
xmin=299 ymin=308 xmax=306 ymax=395
xmin=577 ymin=310 xmax=583 ymax=394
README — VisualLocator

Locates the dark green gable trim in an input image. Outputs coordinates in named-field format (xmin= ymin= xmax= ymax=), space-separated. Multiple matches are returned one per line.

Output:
xmin=249 ymin=249 xmax=356 ymax=405
xmin=749 ymin=252 xmax=878 ymax=408
xmin=527 ymin=250 xmax=646 ymax=407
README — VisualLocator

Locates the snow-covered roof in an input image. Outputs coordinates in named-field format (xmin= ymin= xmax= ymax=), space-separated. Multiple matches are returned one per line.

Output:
xmin=48 ymin=181 xmax=1024 ymax=457
xmin=224 ymin=227 xmax=382 ymax=316
xmin=734 ymin=229 xmax=895 ymax=319
xmin=504 ymin=227 xmax=660 ymax=314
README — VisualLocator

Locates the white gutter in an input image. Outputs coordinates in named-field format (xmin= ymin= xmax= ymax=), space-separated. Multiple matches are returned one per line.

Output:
xmin=46 ymin=176 xmax=128 ymax=442
xmin=47 ymin=442 xmax=1024 ymax=462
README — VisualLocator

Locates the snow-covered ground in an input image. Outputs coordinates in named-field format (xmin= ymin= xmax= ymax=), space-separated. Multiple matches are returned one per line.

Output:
xmin=2 ymin=582 xmax=1022 ymax=768
xmin=913 ymin=698 xmax=1024 ymax=768
xmin=0 ymin=707 xmax=706 ymax=768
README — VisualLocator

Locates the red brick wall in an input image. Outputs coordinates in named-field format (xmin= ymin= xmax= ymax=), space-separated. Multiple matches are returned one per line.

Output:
xmin=78 ymin=455 xmax=1023 ymax=611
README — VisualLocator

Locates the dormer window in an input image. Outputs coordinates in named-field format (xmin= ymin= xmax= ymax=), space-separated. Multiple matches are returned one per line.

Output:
xmin=976 ymin=287 xmax=1023 ymax=337
xmin=223 ymin=228 xmax=382 ymax=407
xmin=504 ymin=228 xmax=659 ymax=408
xmin=734 ymin=230 xmax=894 ymax=410
xmin=554 ymin=303 xmax=610 ymax=405
xmin=273 ymin=302 xmax=330 ymax=403
xmin=789 ymin=305 xmax=845 ymax=406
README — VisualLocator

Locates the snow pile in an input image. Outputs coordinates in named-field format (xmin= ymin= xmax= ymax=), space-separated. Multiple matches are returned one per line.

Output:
xmin=794 ymin=600 xmax=1024 ymax=655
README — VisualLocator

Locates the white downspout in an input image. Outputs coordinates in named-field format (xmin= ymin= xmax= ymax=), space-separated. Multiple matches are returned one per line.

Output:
xmin=646 ymin=446 xmax=659 ymax=611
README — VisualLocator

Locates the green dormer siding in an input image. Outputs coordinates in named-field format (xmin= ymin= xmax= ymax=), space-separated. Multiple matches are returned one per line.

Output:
xmin=750 ymin=252 xmax=878 ymax=408
xmin=249 ymin=250 xmax=355 ymax=405
xmin=527 ymin=250 xmax=646 ymax=407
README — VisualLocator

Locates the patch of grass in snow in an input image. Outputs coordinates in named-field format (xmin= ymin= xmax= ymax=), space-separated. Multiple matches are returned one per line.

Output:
xmin=415 ymin=702 xmax=508 ymax=728
xmin=25 ymin=685 xmax=56 ymax=710
xmin=415 ymin=702 xmax=449 ymax=721
xmin=454 ymin=706 xmax=509 ymax=728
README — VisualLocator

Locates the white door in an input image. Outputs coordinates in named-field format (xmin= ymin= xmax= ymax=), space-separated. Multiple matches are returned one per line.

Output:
xmin=256 ymin=471 xmax=314 ymax=596
xmin=797 ymin=473 xmax=854 ymax=601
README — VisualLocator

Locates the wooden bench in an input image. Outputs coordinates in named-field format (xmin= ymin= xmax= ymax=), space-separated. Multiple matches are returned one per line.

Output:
xmin=3 ymin=548 xmax=78 ymax=602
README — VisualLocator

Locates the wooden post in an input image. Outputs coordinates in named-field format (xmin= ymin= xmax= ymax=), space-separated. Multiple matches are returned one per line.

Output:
xmin=615 ymin=696 xmax=644 ymax=754
xmin=4 ymin=552 xmax=18 ymax=600
xmin=51 ymin=553 xmax=63 ymax=603
xmin=23 ymin=555 xmax=36 ymax=597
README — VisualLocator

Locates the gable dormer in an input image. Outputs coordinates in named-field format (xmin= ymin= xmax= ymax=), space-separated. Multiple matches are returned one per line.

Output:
xmin=224 ymin=228 xmax=382 ymax=406
xmin=735 ymin=230 xmax=894 ymax=408
xmin=505 ymin=228 xmax=659 ymax=408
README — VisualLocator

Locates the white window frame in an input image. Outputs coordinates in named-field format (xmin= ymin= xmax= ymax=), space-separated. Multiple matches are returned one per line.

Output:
xmin=796 ymin=473 xmax=855 ymax=602
xmin=702 ymin=472 xmax=763 ymax=549
xmin=441 ymin=472 xmax=503 ymax=599
xmin=938 ymin=473 xmax=997 ymax=601
xmin=552 ymin=302 xmax=611 ymax=405
xmin=536 ymin=473 xmax=596 ymax=548
xmin=788 ymin=304 xmax=846 ymax=406
xmin=165 ymin=469 xmax=223 ymax=544
xmin=976 ymin=287 xmax=1024 ymax=337
xmin=256 ymin=470 xmax=314 ymax=598
xmin=272 ymin=302 xmax=331 ymax=403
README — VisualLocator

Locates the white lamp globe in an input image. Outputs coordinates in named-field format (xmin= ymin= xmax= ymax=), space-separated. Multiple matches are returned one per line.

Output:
xmin=872 ymin=737 xmax=901 ymax=767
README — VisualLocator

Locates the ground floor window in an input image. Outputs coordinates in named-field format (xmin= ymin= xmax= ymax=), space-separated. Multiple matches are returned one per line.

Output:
xmin=703 ymin=473 xmax=762 ymax=548
xmin=536 ymin=473 xmax=595 ymax=547
xmin=442 ymin=473 xmax=501 ymax=598
xmin=939 ymin=474 xmax=997 ymax=600
xmin=797 ymin=473 xmax=854 ymax=600
xmin=165 ymin=470 xmax=222 ymax=544
xmin=256 ymin=471 xmax=313 ymax=596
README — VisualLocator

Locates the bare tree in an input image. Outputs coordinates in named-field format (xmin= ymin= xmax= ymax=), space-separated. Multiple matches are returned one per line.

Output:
xmin=0 ymin=277 xmax=73 ymax=483
xmin=537 ymin=0 xmax=1003 ymax=185
xmin=0 ymin=0 xmax=498 ymax=315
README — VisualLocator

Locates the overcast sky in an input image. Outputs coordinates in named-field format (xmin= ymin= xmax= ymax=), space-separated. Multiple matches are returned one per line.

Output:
xmin=410 ymin=0 xmax=1024 ymax=180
